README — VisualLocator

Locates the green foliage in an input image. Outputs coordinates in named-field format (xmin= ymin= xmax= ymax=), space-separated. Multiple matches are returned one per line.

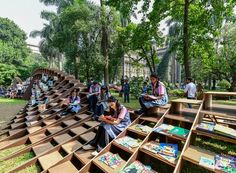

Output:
xmin=168 ymin=89 xmax=185 ymax=97
xmin=129 ymin=76 xmax=144 ymax=99
xmin=0 ymin=63 xmax=18 ymax=86
xmin=217 ymin=79 xmax=231 ymax=90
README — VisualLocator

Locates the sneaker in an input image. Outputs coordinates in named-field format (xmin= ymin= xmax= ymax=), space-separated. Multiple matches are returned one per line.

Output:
xmin=82 ymin=144 xmax=96 ymax=150
xmin=91 ymin=150 xmax=99 ymax=156
xmin=134 ymin=109 xmax=144 ymax=115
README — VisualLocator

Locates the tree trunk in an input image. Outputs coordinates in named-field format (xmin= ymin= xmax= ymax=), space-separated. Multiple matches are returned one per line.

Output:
xmin=100 ymin=0 xmax=109 ymax=84
xmin=183 ymin=0 xmax=191 ymax=78
xmin=230 ymin=73 xmax=236 ymax=92
xmin=73 ymin=56 xmax=79 ymax=79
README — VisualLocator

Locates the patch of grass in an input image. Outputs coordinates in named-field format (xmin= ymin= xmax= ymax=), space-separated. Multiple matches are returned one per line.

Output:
xmin=0 ymin=145 xmax=26 ymax=160
xmin=0 ymin=97 xmax=27 ymax=105
xmin=181 ymin=161 xmax=212 ymax=173
xmin=18 ymin=163 xmax=42 ymax=173
xmin=0 ymin=151 xmax=35 ymax=173
xmin=213 ymin=100 xmax=236 ymax=105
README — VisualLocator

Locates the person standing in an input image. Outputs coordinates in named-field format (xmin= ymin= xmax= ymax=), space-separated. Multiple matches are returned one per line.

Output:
xmin=16 ymin=82 xmax=23 ymax=96
xmin=88 ymin=81 xmax=101 ymax=112
xmin=184 ymin=77 xmax=196 ymax=108
xmin=123 ymin=79 xmax=130 ymax=103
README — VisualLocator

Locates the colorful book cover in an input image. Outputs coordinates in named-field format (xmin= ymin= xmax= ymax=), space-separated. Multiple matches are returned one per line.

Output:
xmin=214 ymin=124 xmax=236 ymax=139
xmin=153 ymin=124 xmax=174 ymax=135
xmin=169 ymin=127 xmax=189 ymax=138
xmin=142 ymin=141 xmax=161 ymax=154
xmin=215 ymin=154 xmax=236 ymax=173
xmin=115 ymin=136 xmax=141 ymax=149
xmin=199 ymin=156 xmax=215 ymax=169
xmin=159 ymin=143 xmax=178 ymax=157
xmin=196 ymin=122 xmax=215 ymax=132
xmin=120 ymin=160 xmax=157 ymax=173
xmin=135 ymin=124 xmax=153 ymax=133
xmin=99 ymin=153 xmax=123 ymax=169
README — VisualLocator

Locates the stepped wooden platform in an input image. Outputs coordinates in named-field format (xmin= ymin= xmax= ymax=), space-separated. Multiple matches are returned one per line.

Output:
xmin=1 ymin=69 xmax=236 ymax=173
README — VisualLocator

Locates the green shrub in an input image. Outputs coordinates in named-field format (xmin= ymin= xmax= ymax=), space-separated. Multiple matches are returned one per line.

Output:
xmin=129 ymin=76 xmax=145 ymax=99
xmin=217 ymin=79 xmax=231 ymax=90
xmin=168 ymin=89 xmax=185 ymax=97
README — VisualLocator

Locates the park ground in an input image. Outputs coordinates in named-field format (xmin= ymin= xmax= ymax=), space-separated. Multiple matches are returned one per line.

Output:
xmin=0 ymin=95 xmax=236 ymax=173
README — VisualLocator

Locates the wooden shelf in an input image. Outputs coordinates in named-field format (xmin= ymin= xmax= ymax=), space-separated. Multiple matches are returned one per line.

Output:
xmin=62 ymin=140 xmax=83 ymax=154
xmin=33 ymin=142 xmax=54 ymax=155
xmin=171 ymin=98 xmax=202 ymax=104
xmin=139 ymin=147 xmax=177 ymax=167
xmin=48 ymin=161 xmax=78 ymax=173
xmin=38 ymin=151 xmax=63 ymax=170
xmin=53 ymin=133 xmax=72 ymax=144
xmin=127 ymin=125 xmax=151 ymax=137
xmin=182 ymin=145 xmax=216 ymax=172
xmin=165 ymin=114 xmax=195 ymax=123
xmin=112 ymin=140 xmax=137 ymax=154
xmin=92 ymin=152 xmax=126 ymax=173
xmin=75 ymin=150 xmax=94 ymax=165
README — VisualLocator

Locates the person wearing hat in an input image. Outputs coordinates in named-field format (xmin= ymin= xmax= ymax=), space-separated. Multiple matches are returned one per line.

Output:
xmin=92 ymin=85 xmax=111 ymax=120
xmin=83 ymin=96 xmax=131 ymax=156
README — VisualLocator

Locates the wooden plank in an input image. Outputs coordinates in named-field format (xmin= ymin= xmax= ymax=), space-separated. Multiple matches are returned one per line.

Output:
xmin=139 ymin=116 xmax=159 ymax=123
xmin=76 ymin=150 xmax=94 ymax=165
xmin=70 ymin=126 xmax=88 ymax=135
xmin=204 ymin=91 xmax=236 ymax=96
xmin=44 ymin=119 xmax=57 ymax=125
xmin=9 ymin=128 xmax=24 ymax=136
xmin=47 ymin=126 xmax=64 ymax=134
xmin=11 ymin=122 xmax=25 ymax=129
xmin=171 ymin=98 xmax=202 ymax=104
xmin=62 ymin=140 xmax=83 ymax=154
xmin=27 ymin=126 xmax=42 ymax=134
xmin=38 ymin=151 xmax=63 ymax=170
xmin=33 ymin=142 xmax=54 ymax=155
xmin=53 ymin=134 xmax=72 ymax=144
xmin=182 ymin=145 xmax=215 ymax=172
xmin=84 ymin=121 xmax=100 ymax=127
xmin=29 ymin=133 xmax=47 ymax=143
xmin=48 ymin=161 xmax=78 ymax=173
xmin=62 ymin=119 xmax=77 ymax=126
xmin=165 ymin=114 xmax=194 ymax=123
xmin=80 ymin=131 xmax=96 ymax=142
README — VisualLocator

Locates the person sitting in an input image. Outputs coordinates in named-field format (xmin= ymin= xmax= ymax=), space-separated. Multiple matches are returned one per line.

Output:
xmin=88 ymin=81 xmax=101 ymax=112
xmin=142 ymin=81 xmax=149 ymax=94
xmin=92 ymin=85 xmax=111 ymax=120
xmin=16 ymin=82 xmax=23 ymax=96
xmin=83 ymin=96 xmax=131 ymax=156
xmin=135 ymin=73 xmax=168 ymax=115
xmin=60 ymin=89 xmax=81 ymax=116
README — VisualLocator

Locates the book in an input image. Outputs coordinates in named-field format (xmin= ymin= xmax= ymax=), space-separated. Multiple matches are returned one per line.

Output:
xmin=199 ymin=156 xmax=215 ymax=169
xmin=169 ymin=127 xmax=189 ymax=138
xmin=142 ymin=141 xmax=161 ymax=154
xmin=135 ymin=124 xmax=153 ymax=134
xmin=214 ymin=124 xmax=236 ymax=139
xmin=99 ymin=153 xmax=123 ymax=169
xmin=196 ymin=122 xmax=215 ymax=132
xmin=115 ymin=136 xmax=141 ymax=149
xmin=159 ymin=143 xmax=178 ymax=157
xmin=153 ymin=124 xmax=174 ymax=135
xmin=215 ymin=154 xmax=236 ymax=173
xmin=120 ymin=160 xmax=157 ymax=173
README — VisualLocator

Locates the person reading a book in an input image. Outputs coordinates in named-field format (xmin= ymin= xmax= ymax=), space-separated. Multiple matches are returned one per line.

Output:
xmin=92 ymin=85 xmax=111 ymax=121
xmin=83 ymin=96 xmax=131 ymax=156
xmin=135 ymin=73 xmax=168 ymax=115
xmin=60 ymin=89 xmax=81 ymax=116
xmin=88 ymin=81 xmax=101 ymax=112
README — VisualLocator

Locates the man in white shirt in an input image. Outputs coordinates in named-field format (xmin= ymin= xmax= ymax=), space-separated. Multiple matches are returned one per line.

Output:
xmin=184 ymin=77 xmax=196 ymax=108
xmin=16 ymin=82 xmax=23 ymax=96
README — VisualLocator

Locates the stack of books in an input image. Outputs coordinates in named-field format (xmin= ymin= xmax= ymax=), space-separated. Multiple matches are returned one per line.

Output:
xmin=196 ymin=122 xmax=215 ymax=132
xmin=115 ymin=136 xmax=141 ymax=150
xmin=120 ymin=160 xmax=157 ymax=173
xmin=142 ymin=141 xmax=179 ymax=163
xmin=99 ymin=153 xmax=123 ymax=169
xmin=153 ymin=124 xmax=189 ymax=139
xmin=199 ymin=154 xmax=236 ymax=172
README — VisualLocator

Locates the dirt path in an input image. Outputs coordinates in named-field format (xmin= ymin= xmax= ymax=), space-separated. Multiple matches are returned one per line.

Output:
xmin=0 ymin=104 xmax=25 ymax=130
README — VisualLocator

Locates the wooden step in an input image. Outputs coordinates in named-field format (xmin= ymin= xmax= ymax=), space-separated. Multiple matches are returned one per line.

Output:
xmin=165 ymin=114 xmax=195 ymax=123
xmin=26 ymin=120 xmax=38 ymax=126
xmin=38 ymin=151 xmax=63 ymax=170
xmin=84 ymin=121 xmax=100 ymax=128
xmin=70 ymin=126 xmax=88 ymax=135
xmin=11 ymin=122 xmax=25 ymax=129
xmin=53 ymin=134 xmax=72 ymax=144
xmin=183 ymin=145 xmax=215 ymax=172
xmin=33 ymin=142 xmax=54 ymax=155
xmin=14 ymin=117 xmax=25 ymax=123
xmin=52 ymin=108 xmax=62 ymax=112
xmin=80 ymin=131 xmax=96 ymax=142
xmin=40 ymin=114 xmax=51 ymax=119
xmin=76 ymin=150 xmax=94 ymax=165
xmin=47 ymin=126 xmax=64 ymax=134
xmin=26 ymin=111 xmax=36 ymax=116
xmin=48 ymin=161 xmax=78 ymax=173
xmin=63 ymin=119 xmax=77 ymax=126
xmin=49 ymin=103 xmax=58 ymax=107
xmin=29 ymin=133 xmax=47 ymax=143
xmin=76 ymin=114 xmax=90 ymax=120
xmin=140 ymin=116 xmax=159 ymax=123
xmin=44 ymin=119 xmax=57 ymax=125
xmin=9 ymin=128 xmax=24 ymax=136
xmin=27 ymin=126 xmax=42 ymax=133
xmin=62 ymin=140 xmax=83 ymax=153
